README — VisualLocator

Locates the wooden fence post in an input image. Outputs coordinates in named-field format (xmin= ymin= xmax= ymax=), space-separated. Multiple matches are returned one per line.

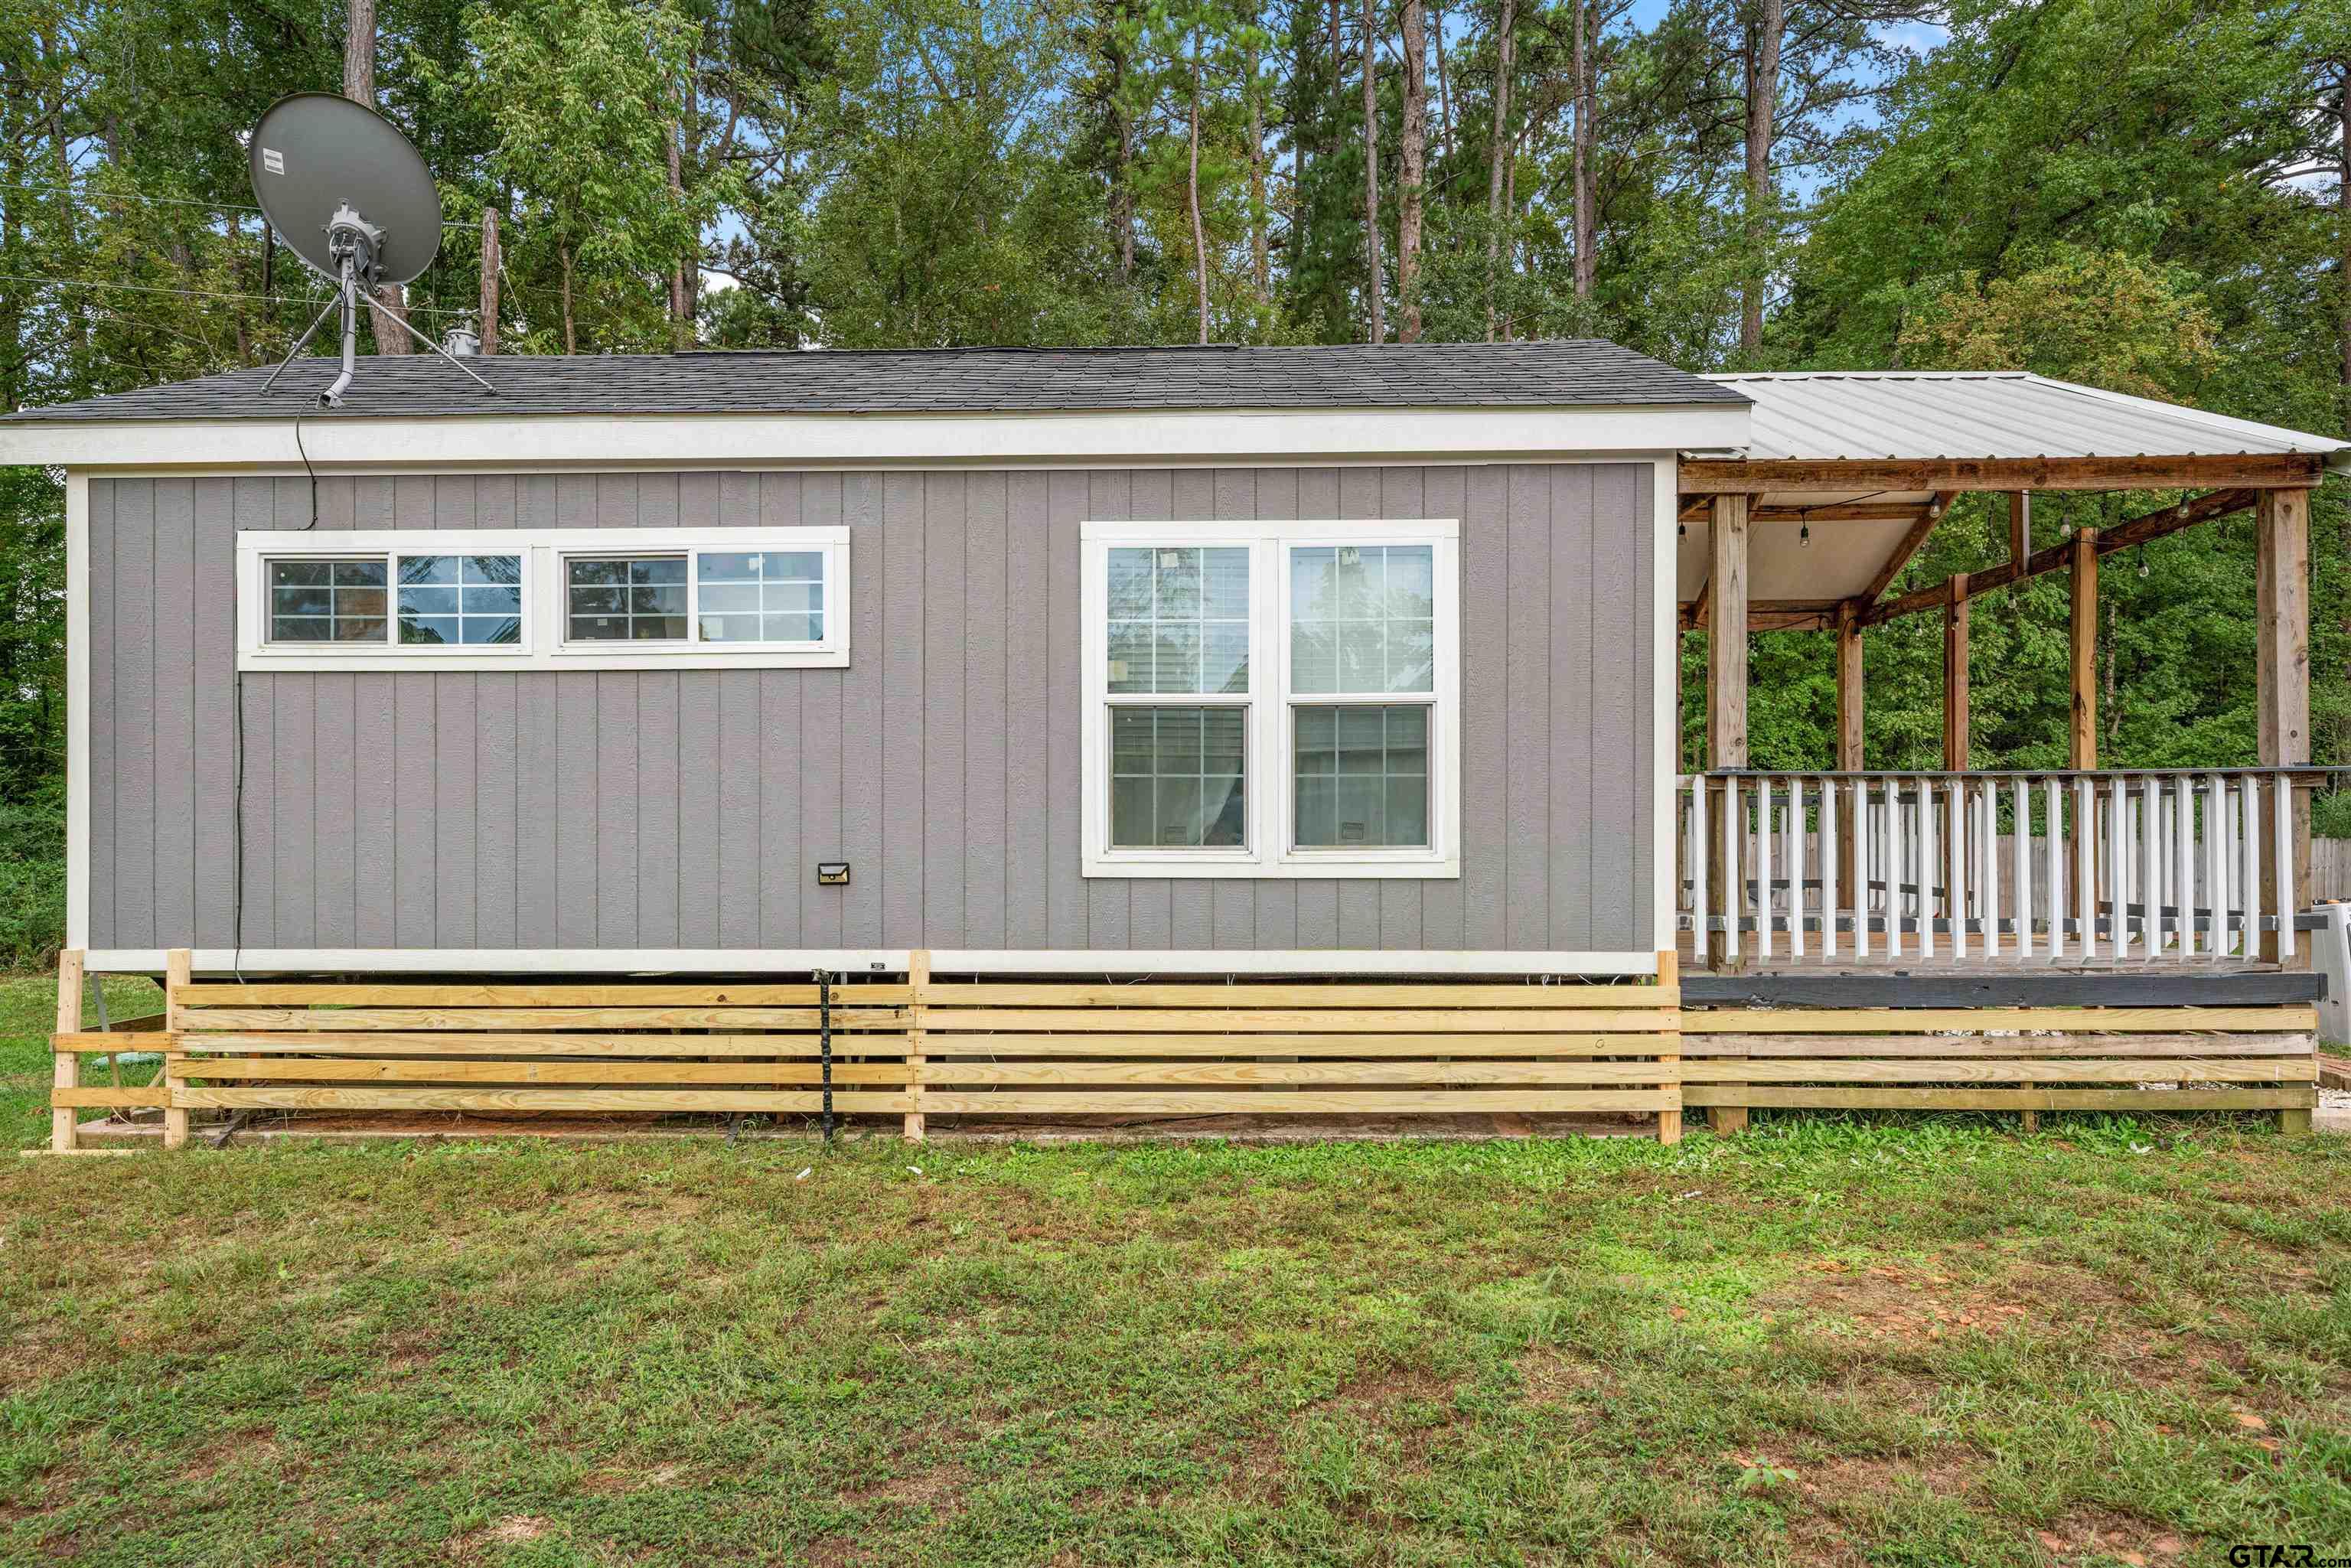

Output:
xmin=1655 ymin=949 xmax=1681 ymax=1146
xmin=905 ymin=950 xmax=928 ymax=1143
xmin=164 ymin=950 xmax=191 ymax=1151
xmin=51 ymin=950 xmax=85 ymax=1152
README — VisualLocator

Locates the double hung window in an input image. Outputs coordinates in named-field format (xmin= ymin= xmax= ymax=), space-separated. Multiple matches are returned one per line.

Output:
xmin=1084 ymin=519 xmax=1459 ymax=879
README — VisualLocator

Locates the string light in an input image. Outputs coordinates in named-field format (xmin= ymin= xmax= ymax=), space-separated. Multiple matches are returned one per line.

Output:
xmin=1798 ymin=507 xmax=1811 ymax=548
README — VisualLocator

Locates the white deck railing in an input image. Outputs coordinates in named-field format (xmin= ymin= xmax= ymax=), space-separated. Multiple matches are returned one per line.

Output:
xmin=1677 ymin=770 xmax=2303 ymax=963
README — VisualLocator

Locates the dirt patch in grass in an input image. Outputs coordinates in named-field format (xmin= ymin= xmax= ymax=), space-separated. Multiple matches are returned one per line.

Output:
xmin=2033 ymin=1508 xmax=2190 ymax=1563
xmin=178 ymin=1428 xmax=280 ymax=1483
xmin=1764 ymin=1253 xmax=2137 ymax=1343
xmin=843 ymin=1463 xmax=969 ymax=1512
xmin=447 ymin=1514 xmax=554 ymax=1560
xmin=1517 ymin=1345 xmax=1610 ymax=1404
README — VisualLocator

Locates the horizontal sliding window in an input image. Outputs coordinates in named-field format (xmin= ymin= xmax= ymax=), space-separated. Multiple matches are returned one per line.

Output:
xmin=269 ymin=558 xmax=386 ymax=643
xmin=696 ymin=549 xmax=825 ymax=645
xmin=396 ymin=555 xmax=523 ymax=646
xmin=567 ymin=556 xmax=687 ymax=642
xmin=238 ymin=526 xmax=850 ymax=672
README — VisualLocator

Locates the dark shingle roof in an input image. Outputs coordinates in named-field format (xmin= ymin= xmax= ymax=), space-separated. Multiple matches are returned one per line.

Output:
xmin=2 ymin=341 xmax=1746 ymax=422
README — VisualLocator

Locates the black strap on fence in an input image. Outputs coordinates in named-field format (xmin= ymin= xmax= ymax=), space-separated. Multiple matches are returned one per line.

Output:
xmin=817 ymin=970 xmax=834 ymax=1142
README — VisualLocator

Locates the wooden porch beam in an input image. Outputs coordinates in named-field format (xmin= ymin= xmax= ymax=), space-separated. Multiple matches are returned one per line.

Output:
xmin=1856 ymin=492 xmax=1955 ymax=606
xmin=1861 ymin=487 xmax=2257 ymax=628
xmin=1679 ymin=452 xmax=2325 ymax=495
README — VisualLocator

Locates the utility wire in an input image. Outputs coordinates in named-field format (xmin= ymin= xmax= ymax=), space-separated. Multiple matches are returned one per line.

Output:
xmin=0 ymin=272 xmax=475 ymax=317
xmin=2 ymin=178 xmax=487 ymax=230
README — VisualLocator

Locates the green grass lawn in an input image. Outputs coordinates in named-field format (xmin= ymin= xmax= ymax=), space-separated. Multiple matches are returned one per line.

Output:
xmin=3 ymin=976 xmax=2350 ymax=1565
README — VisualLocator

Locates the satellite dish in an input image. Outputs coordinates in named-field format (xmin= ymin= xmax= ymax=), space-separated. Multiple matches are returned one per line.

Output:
xmin=249 ymin=92 xmax=492 ymax=406
xmin=250 ymin=93 xmax=443 ymax=285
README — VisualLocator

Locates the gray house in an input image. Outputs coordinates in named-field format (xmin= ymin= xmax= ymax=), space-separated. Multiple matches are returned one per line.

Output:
xmin=1 ymin=342 xmax=1744 ymax=977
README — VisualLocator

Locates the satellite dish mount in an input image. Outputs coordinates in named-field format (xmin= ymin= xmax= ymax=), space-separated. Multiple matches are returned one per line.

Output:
xmin=248 ymin=93 xmax=494 ymax=407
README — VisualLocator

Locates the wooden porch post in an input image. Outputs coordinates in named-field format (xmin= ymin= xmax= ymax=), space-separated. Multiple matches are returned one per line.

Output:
xmin=2257 ymin=489 xmax=2312 ymax=977
xmin=51 ymin=950 xmax=83 ymax=1153
xmin=2007 ymin=493 xmax=2030 ymax=566
xmin=1705 ymin=496 xmax=1748 ymax=1130
xmin=1942 ymin=572 xmax=1970 ymax=771
xmin=1834 ymin=605 xmax=1864 ymax=919
xmin=163 ymin=950 xmax=191 ymax=1150
xmin=2069 ymin=529 xmax=2098 ymax=769
xmin=2069 ymin=527 xmax=2100 ymax=941
xmin=1706 ymin=495 xmax=1748 ymax=980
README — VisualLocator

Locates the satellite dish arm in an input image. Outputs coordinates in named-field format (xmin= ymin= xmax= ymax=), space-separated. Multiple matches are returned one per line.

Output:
xmin=371 ymin=292 xmax=497 ymax=396
xmin=260 ymin=281 xmax=354 ymax=397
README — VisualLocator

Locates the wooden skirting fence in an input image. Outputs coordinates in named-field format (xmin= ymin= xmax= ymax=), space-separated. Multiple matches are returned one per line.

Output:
xmin=1681 ymin=1003 xmax=2318 ymax=1134
xmin=40 ymin=950 xmax=2320 ymax=1149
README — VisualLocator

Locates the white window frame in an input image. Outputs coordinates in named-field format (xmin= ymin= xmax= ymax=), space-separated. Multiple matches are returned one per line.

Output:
xmin=1081 ymin=518 xmax=1461 ymax=880
xmin=235 ymin=526 xmax=850 ymax=671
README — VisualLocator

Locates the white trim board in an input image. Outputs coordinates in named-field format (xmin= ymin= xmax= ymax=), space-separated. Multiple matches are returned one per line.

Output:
xmin=2 ymin=404 xmax=1749 ymax=471
xmin=1651 ymin=456 xmax=1678 ymax=954
xmin=86 ymin=947 xmax=1664 ymax=977
xmin=66 ymin=473 xmax=90 ymax=954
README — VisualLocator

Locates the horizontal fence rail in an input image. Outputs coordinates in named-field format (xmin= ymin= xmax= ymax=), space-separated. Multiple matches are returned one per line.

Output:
xmin=1678 ymin=770 xmax=2305 ymax=966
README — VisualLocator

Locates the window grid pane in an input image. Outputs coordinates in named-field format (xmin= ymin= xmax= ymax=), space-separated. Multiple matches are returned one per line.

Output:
xmin=1289 ymin=543 xmax=1435 ymax=695
xmin=696 ymin=549 xmax=826 ymax=644
xmin=1109 ymin=706 xmax=1247 ymax=849
xmin=1107 ymin=546 xmax=1250 ymax=696
xmin=396 ymin=555 xmax=523 ymax=646
xmin=269 ymin=557 xmax=387 ymax=644
xmin=1291 ymin=704 xmax=1429 ymax=848
xmin=568 ymin=555 xmax=688 ymax=642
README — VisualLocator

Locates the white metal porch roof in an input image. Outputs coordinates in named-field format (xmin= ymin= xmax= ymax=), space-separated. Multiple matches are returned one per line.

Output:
xmin=1678 ymin=372 xmax=2349 ymax=607
xmin=1705 ymin=371 xmax=2351 ymax=468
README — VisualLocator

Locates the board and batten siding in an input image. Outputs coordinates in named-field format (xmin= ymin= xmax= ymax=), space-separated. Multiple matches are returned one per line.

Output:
xmin=86 ymin=463 xmax=1655 ymax=955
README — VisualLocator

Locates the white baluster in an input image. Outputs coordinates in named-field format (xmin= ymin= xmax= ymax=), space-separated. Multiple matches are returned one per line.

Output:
xmin=1756 ymin=776 xmax=1774 ymax=960
xmin=1946 ymin=777 xmax=1967 ymax=957
xmin=1724 ymin=777 xmax=1740 ymax=960
xmin=1690 ymin=777 xmax=1708 ymax=961
xmin=2044 ymin=776 xmax=2063 ymax=959
xmin=2014 ymin=777 xmax=2032 ymax=959
xmin=1853 ymin=778 xmax=1870 ymax=960
xmin=1917 ymin=776 xmax=1935 ymax=957
xmin=2203 ymin=772 xmax=2222 ymax=961
xmin=2274 ymin=774 xmax=2296 ymax=960
xmin=1789 ymin=777 xmax=1806 ymax=958
xmin=1822 ymin=774 xmax=1840 ymax=959
xmin=2115 ymin=780 xmax=2134 ymax=963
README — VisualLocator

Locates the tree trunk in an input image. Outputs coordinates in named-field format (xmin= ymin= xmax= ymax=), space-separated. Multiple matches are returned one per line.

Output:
xmin=1432 ymin=2 xmax=1450 ymax=168
xmin=1483 ymin=0 xmax=1515 ymax=343
xmin=559 ymin=241 xmax=577 ymax=355
xmin=672 ymin=76 xmax=686 ymax=350
xmin=1571 ymin=0 xmax=1595 ymax=299
xmin=2337 ymin=59 xmax=2349 ymax=425
xmin=1111 ymin=28 xmax=1135 ymax=283
xmin=342 ymin=0 xmax=411 ymax=354
xmin=1397 ymin=0 xmax=1425 ymax=341
xmin=1189 ymin=26 xmax=1211 ymax=344
xmin=1248 ymin=59 xmax=1270 ymax=300
xmin=1361 ymin=0 xmax=1384 ymax=343
xmin=478 ymin=207 xmax=501 ymax=355
xmin=1739 ymin=0 xmax=1784 ymax=354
